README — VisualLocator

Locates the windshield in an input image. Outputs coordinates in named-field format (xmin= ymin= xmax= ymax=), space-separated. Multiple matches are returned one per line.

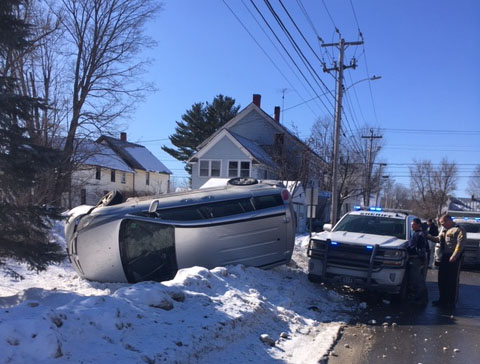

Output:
xmin=334 ymin=214 xmax=406 ymax=239
xmin=457 ymin=223 xmax=480 ymax=233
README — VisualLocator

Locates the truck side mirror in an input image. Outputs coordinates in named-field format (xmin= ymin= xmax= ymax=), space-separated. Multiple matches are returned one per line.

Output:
xmin=323 ymin=223 xmax=332 ymax=232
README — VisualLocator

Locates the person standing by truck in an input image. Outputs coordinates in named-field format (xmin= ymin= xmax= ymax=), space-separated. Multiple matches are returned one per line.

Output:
xmin=427 ymin=214 xmax=466 ymax=308
xmin=426 ymin=218 xmax=439 ymax=268
xmin=406 ymin=218 xmax=429 ymax=305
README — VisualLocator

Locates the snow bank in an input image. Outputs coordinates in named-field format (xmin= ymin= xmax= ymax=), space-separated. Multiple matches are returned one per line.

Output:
xmin=0 ymin=225 xmax=354 ymax=364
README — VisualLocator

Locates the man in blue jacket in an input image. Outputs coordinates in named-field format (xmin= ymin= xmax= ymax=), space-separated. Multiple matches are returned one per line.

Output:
xmin=406 ymin=218 xmax=429 ymax=305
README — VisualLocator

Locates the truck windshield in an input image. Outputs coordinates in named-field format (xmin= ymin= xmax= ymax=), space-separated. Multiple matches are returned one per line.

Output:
xmin=334 ymin=214 xmax=406 ymax=239
xmin=457 ymin=223 xmax=480 ymax=233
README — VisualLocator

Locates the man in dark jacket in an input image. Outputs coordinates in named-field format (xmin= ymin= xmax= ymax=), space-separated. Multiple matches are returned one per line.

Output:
xmin=406 ymin=218 xmax=428 ymax=305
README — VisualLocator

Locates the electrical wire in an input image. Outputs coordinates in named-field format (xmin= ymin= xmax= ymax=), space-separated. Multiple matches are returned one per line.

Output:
xmin=238 ymin=0 xmax=322 ymax=116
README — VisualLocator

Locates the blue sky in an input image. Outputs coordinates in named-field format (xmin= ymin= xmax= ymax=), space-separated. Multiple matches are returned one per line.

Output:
xmin=125 ymin=0 xmax=480 ymax=195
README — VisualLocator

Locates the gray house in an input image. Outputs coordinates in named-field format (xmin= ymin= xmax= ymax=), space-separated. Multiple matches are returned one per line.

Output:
xmin=188 ymin=94 xmax=326 ymax=191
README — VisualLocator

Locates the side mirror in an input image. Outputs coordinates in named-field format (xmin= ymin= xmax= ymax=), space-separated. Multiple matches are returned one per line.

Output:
xmin=323 ymin=223 xmax=332 ymax=232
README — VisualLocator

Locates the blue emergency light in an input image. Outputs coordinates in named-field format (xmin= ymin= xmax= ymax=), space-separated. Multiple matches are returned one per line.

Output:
xmin=330 ymin=241 xmax=339 ymax=246
xmin=366 ymin=245 xmax=374 ymax=250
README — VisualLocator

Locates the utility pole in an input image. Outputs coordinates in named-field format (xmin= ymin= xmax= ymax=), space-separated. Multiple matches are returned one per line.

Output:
xmin=322 ymin=38 xmax=363 ymax=225
xmin=361 ymin=128 xmax=382 ymax=206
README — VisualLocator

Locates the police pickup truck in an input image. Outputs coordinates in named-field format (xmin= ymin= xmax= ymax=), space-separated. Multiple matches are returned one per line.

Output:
xmin=449 ymin=212 xmax=480 ymax=265
xmin=307 ymin=206 xmax=418 ymax=299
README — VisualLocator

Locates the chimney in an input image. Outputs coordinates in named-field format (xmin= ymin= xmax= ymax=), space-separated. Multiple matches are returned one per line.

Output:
xmin=274 ymin=106 xmax=280 ymax=123
xmin=252 ymin=94 xmax=261 ymax=107
xmin=120 ymin=132 xmax=127 ymax=142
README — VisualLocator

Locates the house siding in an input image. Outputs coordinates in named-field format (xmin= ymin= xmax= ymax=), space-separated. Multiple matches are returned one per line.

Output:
xmin=134 ymin=169 xmax=170 ymax=195
xmin=229 ymin=110 xmax=278 ymax=145
xmin=69 ymin=166 xmax=135 ymax=206
xmin=192 ymin=136 xmax=251 ymax=189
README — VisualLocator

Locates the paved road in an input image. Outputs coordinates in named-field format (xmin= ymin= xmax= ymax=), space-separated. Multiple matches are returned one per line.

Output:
xmin=327 ymin=266 xmax=480 ymax=364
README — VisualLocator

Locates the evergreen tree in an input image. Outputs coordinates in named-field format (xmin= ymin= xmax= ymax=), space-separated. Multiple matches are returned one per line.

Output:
xmin=0 ymin=0 xmax=64 ymax=271
xmin=162 ymin=95 xmax=240 ymax=174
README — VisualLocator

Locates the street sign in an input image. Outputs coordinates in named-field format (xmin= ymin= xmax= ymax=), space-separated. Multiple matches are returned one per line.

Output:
xmin=305 ymin=187 xmax=318 ymax=206
xmin=307 ymin=205 xmax=316 ymax=218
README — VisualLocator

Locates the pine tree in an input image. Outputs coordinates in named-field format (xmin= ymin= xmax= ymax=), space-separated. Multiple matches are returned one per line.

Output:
xmin=162 ymin=95 xmax=240 ymax=174
xmin=0 ymin=0 xmax=64 ymax=271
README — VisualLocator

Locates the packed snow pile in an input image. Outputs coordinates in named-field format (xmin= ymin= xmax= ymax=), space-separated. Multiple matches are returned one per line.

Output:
xmin=0 ymin=223 xmax=355 ymax=364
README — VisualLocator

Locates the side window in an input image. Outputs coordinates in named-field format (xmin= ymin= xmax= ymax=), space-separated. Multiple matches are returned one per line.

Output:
xmin=146 ymin=171 xmax=150 ymax=186
xmin=95 ymin=167 xmax=101 ymax=180
xmin=252 ymin=194 xmax=283 ymax=210
xmin=119 ymin=220 xmax=177 ymax=283
xmin=156 ymin=205 xmax=206 ymax=221
xmin=207 ymin=198 xmax=254 ymax=218
xmin=111 ymin=169 xmax=116 ymax=182
xmin=121 ymin=172 xmax=126 ymax=184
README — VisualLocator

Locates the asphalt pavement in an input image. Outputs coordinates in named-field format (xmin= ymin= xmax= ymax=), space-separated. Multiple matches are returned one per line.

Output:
xmin=326 ymin=265 xmax=480 ymax=364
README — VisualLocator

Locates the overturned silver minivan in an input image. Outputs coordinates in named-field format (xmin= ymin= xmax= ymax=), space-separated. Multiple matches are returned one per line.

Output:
xmin=65 ymin=178 xmax=296 ymax=283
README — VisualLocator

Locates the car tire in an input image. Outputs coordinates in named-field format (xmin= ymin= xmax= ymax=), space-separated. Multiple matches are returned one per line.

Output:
xmin=97 ymin=190 xmax=123 ymax=207
xmin=227 ymin=177 xmax=259 ymax=186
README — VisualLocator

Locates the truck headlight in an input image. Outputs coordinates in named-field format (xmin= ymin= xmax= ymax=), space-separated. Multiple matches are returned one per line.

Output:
xmin=382 ymin=249 xmax=405 ymax=258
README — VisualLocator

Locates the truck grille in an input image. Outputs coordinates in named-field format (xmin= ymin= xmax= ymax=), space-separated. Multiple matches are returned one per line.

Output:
xmin=308 ymin=239 xmax=404 ymax=270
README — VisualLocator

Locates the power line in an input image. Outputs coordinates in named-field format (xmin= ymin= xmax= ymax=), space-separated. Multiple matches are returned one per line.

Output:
xmin=262 ymin=0 xmax=335 ymax=117
xmin=237 ymin=0 xmax=322 ymax=116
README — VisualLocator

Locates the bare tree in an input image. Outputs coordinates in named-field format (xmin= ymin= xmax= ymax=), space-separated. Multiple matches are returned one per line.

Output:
xmin=58 ymin=0 xmax=162 ymax=157
xmin=409 ymin=158 xmax=457 ymax=217
xmin=310 ymin=118 xmax=384 ymax=220
xmin=467 ymin=165 xmax=480 ymax=198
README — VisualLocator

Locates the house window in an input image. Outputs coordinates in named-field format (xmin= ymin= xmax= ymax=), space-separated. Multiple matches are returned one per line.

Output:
xmin=111 ymin=169 xmax=116 ymax=182
xmin=228 ymin=161 xmax=238 ymax=177
xmin=240 ymin=161 xmax=250 ymax=177
xmin=211 ymin=161 xmax=220 ymax=177
xmin=199 ymin=160 xmax=209 ymax=177
xmin=80 ymin=189 xmax=86 ymax=205
xmin=95 ymin=167 xmax=101 ymax=180
xmin=228 ymin=160 xmax=251 ymax=177
xmin=121 ymin=172 xmax=126 ymax=184
xmin=146 ymin=172 xmax=150 ymax=186
xmin=199 ymin=160 xmax=221 ymax=177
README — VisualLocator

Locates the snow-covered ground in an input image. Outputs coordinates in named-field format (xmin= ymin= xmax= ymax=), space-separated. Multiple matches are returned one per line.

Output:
xmin=0 ymin=220 xmax=357 ymax=364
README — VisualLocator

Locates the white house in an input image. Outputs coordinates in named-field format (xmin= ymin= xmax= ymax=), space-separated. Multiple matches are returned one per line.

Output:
xmin=188 ymin=94 xmax=326 ymax=190
xmin=65 ymin=133 xmax=171 ymax=208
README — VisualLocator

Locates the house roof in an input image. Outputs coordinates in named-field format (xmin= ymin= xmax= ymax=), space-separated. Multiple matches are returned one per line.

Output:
xmin=195 ymin=102 xmax=327 ymax=166
xmin=78 ymin=141 xmax=135 ymax=173
xmin=188 ymin=128 xmax=276 ymax=168
xmin=229 ymin=132 xmax=275 ymax=166
xmin=97 ymin=136 xmax=172 ymax=174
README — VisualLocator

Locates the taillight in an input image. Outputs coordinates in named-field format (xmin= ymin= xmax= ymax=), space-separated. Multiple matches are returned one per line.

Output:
xmin=281 ymin=189 xmax=290 ymax=201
